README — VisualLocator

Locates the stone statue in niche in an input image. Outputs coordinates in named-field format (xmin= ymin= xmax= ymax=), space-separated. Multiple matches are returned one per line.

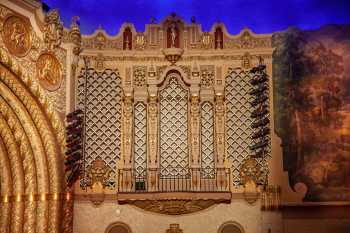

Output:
xmin=170 ymin=23 xmax=177 ymax=47
xmin=167 ymin=22 xmax=179 ymax=48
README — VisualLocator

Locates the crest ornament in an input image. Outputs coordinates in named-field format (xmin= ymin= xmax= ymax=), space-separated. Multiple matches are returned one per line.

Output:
xmin=43 ymin=9 xmax=63 ymax=50
xmin=1 ymin=15 xmax=31 ymax=57
xmin=36 ymin=53 xmax=62 ymax=91
xmin=135 ymin=33 xmax=146 ymax=50
xmin=201 ymin=32 xmax=212 ymax=49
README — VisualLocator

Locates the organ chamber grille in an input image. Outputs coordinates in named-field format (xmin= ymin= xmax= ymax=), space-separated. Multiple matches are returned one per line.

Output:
xmin=225 ymin=69 xmax=253 ymax=185
xmin=77 ymin=68 xmax=122 ymax=188
xmin=133 ymin=102 xmax=147 ymax=177
xmin=159 ymin=74 xmax=189 ymax=176
xmin=201 ymin=101 xmax=215 ymax=178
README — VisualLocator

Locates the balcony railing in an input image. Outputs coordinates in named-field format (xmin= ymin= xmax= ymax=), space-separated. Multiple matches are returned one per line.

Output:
xmin=117 ymin=167 xmax=230 ymax=193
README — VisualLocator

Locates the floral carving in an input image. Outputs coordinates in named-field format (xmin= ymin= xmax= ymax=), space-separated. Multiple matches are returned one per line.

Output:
xmin=43 ymin=10 xmax=63 ymax=50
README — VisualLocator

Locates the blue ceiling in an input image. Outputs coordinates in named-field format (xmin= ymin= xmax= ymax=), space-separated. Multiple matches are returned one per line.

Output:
xmin=43 ymin=0 xmax=350 ymax=35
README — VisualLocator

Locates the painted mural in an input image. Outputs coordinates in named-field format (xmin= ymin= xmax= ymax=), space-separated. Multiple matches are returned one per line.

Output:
xmin=273 ymin=25 xmax=350 ymax=201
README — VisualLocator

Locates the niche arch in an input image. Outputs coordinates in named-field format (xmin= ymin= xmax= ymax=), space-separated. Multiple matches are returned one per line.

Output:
xmin=218 ymin=221 xmax=245 ymax=233
xmin=105 ymin=222 xmax=132 ymax=233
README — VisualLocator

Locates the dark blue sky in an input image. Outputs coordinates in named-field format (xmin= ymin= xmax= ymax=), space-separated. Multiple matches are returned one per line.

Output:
xmin=43 ymin=0 xmax=350 ymax=35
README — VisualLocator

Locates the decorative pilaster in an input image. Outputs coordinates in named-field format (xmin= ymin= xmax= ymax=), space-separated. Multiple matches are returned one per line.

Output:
xmin=147 ymin=95 xmax=158 ymax=191
xmin=190 ymin=95 xmax=200 ymax=190
xmin=215 ymin=94 xmax=225 ymax=166
xmin=190 ymin=95 xmax=200 ymax=165
xmin=122 ymin=94 xmax=133 ymax=191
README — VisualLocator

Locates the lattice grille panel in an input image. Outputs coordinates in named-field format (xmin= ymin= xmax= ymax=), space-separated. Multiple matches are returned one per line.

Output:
xmin=201 ymin=102 xmax=215 ymax=178
xmin=225 ymin=69 xmax=253 ymax=185
xmin=159 ymin=76 xmax=189 ymax=176
xmin=77 ymin=68 xmax=122 ymax=188
xmin=134 ymin=102 xmax=147 ymax=177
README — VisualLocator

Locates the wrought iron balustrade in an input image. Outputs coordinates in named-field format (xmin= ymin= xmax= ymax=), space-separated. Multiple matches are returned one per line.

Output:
xmin=117 ymin=167 xmax=230 ymax=193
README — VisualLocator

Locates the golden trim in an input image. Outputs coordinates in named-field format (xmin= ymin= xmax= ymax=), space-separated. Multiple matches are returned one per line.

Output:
xmin=0 ymin=193 xmax=73 ymax=203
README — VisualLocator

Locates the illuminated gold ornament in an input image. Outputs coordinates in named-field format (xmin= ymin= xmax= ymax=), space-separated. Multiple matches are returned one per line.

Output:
xmin=1 ymin=15 xmax=31 ymax=57
xmin=36 ymin=53 xmax=62 ymax=91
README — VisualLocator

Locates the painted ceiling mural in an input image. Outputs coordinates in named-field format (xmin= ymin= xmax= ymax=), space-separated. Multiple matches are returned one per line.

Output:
xmin=273 ymin=25 xmax=350 ymax=201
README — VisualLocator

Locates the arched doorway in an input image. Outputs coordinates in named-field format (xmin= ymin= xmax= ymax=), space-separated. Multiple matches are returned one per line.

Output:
xmin=105 ymin=222 xmax=132 ymax=233
xmin=218 ymin=221 xmax=244 ymax=233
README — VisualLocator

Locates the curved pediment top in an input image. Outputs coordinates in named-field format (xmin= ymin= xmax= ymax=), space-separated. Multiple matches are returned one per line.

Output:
xmin=82 ymin=23 xmax=137 ymax=39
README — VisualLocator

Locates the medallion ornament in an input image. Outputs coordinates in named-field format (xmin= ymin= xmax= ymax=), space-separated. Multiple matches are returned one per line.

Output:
xmin=36 ymin=53 xmax=62 ymax=91
xmin=1 ymin=15 xmax=31 ymax=57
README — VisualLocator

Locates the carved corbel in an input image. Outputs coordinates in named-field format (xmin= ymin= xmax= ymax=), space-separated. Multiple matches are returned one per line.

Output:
xmin=85 ymin=159 xmax=110 ymax=206
xmin=240 ymin=158 xmax=261 ymax=204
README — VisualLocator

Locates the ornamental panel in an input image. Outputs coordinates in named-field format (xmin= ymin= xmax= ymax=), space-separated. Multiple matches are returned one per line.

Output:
xmin=77 ymin=68 xmax=122 ymax=188
xmin=225 ymin=69 xmax=253 ymax=185
xmin=159 ymin=75 xmax=189 ymax=176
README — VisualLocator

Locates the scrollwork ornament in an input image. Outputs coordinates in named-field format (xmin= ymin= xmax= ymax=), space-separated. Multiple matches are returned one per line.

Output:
xmin=43 ymin=9 xmax=63 ymax=50
xmin=1 ymin=15 xmax=31 ymax=57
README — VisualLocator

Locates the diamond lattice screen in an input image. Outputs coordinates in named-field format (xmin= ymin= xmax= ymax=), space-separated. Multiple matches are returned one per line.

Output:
xmin=201 ymin=102 xmax=215 ymax=178
xmin=134 ymin=102 xmax=147 ymax=177
xmin=225 ymin=69 xmax=253 ymax=185
xmin=77 ymin=68 xmax=122 ymax=188
xmin=159 ymin=76 xmax=189 ymax=176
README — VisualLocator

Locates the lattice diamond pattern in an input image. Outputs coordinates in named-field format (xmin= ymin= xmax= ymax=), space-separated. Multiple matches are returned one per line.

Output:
xmin=201 ymin=102 xmax=215 ymax=178
xmin=160 ymin=76 xmax=189 ymax=176
xmin=134 ymin=102 xmax=147 ymax=177
xmin=225 ymin=70 xmax=253 ymax=185
xmin=77 ymin=68 xmax=122 ymax=188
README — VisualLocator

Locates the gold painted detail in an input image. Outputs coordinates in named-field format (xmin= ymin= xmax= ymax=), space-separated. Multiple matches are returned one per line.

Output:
xmin=127 ymin=199 xmax=228 ymax=215
xmin=0 ymin=5 xmax=12 ymax=19
xmin=133 ymin=66 xmax=147 ymax=87
xmin=201 ymin=32 xmax=213 ymax=49
xmin=86 ymin=159 xmax=111 ymax=189
xmin=36 ymin=52 xmax=62 ymax=91
xmin=135 ymin=33 xmax=146 ymax=50
xmin=226 ymin=30 xmax=271 ymax=49
xmin=43 ymin=9 xmax=63 ymax=50
xmin=241 ymin=52 xmax=252 ymax=69
xmin=200 ymin=65 xmax=215 ymax=88
xmin=0 ymin=193 xmax=73 ymax=203
xmin=1 ymin=15 xmax=31 ymax=57
xmin=240 ymin=158 xmax=261 ymax=204
xmin=166 ymin=224 xmax=183 ymax=233
xmin=261 ymin=185 xmax=281 ymax=211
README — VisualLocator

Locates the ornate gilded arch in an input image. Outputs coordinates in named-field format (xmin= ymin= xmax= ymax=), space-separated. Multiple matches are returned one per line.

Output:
xmin=0 ymin=48 xmax=67 ymax=233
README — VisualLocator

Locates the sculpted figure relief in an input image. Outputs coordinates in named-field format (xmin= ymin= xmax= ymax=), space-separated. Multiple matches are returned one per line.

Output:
xmin=36 ymin=53 xmax=62 ymax=91
xmin=2 ymin=15 xmax=31 ymax=57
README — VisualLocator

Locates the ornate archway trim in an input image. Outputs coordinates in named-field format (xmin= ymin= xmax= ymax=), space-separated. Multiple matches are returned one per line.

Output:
xmin=0 ymin=47 xmax=66 ymax=232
